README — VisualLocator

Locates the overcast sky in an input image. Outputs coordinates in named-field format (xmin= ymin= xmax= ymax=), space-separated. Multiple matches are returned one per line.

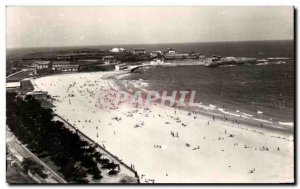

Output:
xmin=6 ymin=6 xmax=294 ymax=48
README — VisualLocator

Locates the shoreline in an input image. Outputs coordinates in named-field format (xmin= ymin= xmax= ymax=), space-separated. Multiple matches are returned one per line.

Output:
xmin=109 ymin=71 xmax=293 ymax=137
xmin=33 ymin=71 xmax=294 ymax=183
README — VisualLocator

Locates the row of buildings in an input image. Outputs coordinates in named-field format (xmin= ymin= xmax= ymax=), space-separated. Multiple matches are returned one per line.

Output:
xmin=47 ymin=47 xmax=196 ymax=67
xmin=33 ymin=61 xmax=79 ymax=73
xmin=9 ymin=47 xmax=199 ymax=77
xmin=108 ymin=47 xmax=188 ymax=57
xmin=108 ymin=47 xmax=199 ymax=60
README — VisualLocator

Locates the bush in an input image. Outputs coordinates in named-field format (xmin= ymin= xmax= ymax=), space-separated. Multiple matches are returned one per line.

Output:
xmin=101 ymin=162 xmax=118 ymax=170
xmin=108 ymin=170 xmax=118 ymax=175
xmin=37 ymin=152 xmax=48 ymax=158
xmin=61 ymin=161 xmax=88 ymax=183
xmin=98 ymin=158 xmax=110 ymax=165
xmin=89 ymin=167 xmax=102 ymax=180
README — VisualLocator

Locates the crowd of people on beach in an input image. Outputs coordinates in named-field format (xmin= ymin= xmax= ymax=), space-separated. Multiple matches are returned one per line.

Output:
xmin=34 ymin=73 xmax=291 ymax=183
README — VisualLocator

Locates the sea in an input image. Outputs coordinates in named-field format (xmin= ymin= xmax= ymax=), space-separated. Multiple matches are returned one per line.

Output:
xmin=117 ymin=40 xmax=295 ymax=131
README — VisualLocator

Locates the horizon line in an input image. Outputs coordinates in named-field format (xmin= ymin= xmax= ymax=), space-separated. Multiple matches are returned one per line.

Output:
xmin=7 ymin=39 xmax=293 ymax=50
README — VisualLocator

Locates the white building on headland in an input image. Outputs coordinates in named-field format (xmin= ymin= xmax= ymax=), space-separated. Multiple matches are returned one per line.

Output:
xmin=110 ymin=48 xmax=125 ymax=53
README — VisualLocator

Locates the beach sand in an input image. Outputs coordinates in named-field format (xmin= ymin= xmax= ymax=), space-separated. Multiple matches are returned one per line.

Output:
xmin=34 ymin=71 xmax=294 ymax=183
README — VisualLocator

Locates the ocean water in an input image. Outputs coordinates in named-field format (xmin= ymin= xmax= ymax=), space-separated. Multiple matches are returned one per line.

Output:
xmin=120 ymin=41 xmax=294 ymax=128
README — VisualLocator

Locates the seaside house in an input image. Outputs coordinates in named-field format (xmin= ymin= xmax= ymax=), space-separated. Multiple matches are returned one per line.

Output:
xmin=60 ymin=65 xmax=79 ymax=72
xmin=131 ymin=48 xmax=146 ymax=55
xmin=52 ymin=61 xmax=71 ymax=70
xmin=163 ymin=48 xmax=199 ymax=60
xmin=164 ymin=48 xmax=177 ymax=54
xmin=34 ymin=61 xmax=53 ymax=74
xmin=35 ymin=61 xmax=51 ymax=69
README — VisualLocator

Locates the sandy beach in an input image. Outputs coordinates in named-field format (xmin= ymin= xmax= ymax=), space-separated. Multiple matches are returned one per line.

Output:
xmin=34 ymin=71 xmax=294 ymax=183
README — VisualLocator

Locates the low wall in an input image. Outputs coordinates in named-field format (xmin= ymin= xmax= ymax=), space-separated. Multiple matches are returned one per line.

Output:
xmin=53 ymin=114 xmax=140 ymax=182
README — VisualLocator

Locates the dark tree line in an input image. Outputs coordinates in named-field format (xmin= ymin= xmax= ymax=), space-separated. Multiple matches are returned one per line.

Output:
xmin=6 ymin=92 xmax=119 ymax=183
xmin=114 ymin=53 xmax=149 ymax=62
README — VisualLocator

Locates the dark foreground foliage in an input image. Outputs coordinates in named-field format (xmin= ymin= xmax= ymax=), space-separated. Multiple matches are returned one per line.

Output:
xmin=22 ymin=158 xmax=48 ymax=179
xmin=7 ymin=92 xmax=119 ymax=183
